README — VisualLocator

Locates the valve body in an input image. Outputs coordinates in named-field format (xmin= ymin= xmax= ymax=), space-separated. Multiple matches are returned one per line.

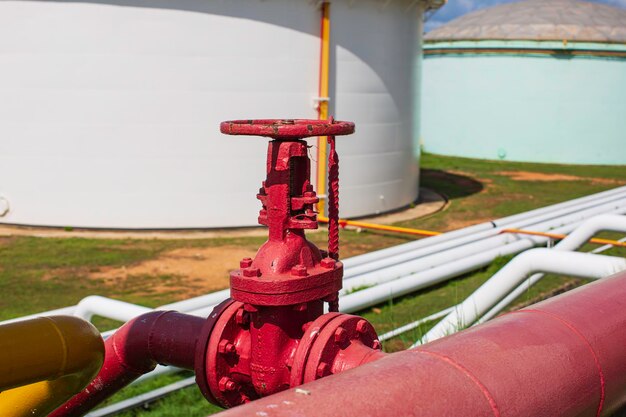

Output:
xmin=197 ymin=119 xmax=384 ymax=407
xmin=52 ymin=119 xmax=384 ymax=415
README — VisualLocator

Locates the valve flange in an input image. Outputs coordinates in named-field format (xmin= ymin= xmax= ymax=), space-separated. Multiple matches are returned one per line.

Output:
xmin=196 ymin=118 xmax=384 ymax=408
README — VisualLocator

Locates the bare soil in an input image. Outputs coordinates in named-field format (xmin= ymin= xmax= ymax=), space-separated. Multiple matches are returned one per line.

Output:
xmin=90 ymin=246 xmax=257 ymax=296
xmin=497 ymin=171 xmax=624 ymax=184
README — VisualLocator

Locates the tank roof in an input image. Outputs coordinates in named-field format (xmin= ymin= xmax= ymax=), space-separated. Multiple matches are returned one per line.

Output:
xmin=425 ymin=0 xmax=626 ymax=43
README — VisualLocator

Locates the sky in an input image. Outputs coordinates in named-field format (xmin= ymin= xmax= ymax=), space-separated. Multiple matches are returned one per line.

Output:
xmin=425 ymin=0 xmax=626 ymax=32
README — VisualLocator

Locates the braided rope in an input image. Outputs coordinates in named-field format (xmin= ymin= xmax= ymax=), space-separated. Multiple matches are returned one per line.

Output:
xmin=327 ymin=130 xmax=340 ymax=261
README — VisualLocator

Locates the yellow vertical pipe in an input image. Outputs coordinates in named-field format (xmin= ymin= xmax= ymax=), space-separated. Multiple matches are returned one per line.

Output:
xmin=317 ymin=1 xmax=331 ymax=217
xmin=0 ymin=316 xmax=104 ymax=417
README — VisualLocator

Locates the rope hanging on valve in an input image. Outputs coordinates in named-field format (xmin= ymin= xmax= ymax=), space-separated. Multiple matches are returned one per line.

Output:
xmin=327 ymin=118 xmax=340 ymax=261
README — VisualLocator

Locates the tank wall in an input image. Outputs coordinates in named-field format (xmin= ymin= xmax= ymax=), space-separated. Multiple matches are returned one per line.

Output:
xmin=332 ymin=0 xmax=421 ymax=217
xmin=0 ymin=0 xmax=322 ymax=228
xmin=0 ymin=0 xmax=423 ymax=228
xmin=421 ymin=52 xmax=626 ymax=165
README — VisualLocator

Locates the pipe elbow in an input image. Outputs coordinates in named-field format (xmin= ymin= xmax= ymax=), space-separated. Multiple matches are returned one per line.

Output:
xmin=0 ymin=316 xmax=104 ymax=417
xmin=49 ymin=311 xmax=205 ymax=417
xmin=73 ymin=295 xmax=103 ymax=321
xmin=44 ymin=315 xmax=105 ymax=381
xmin=501 ymin=248 xmax=545 ymax=276
xmin=0 ymin=316 xmax=103 ymax=391
xmin=106 ymin=310 xmax=205 ymax=374
xmin=107 ymin=311 xmax=169 ymax=374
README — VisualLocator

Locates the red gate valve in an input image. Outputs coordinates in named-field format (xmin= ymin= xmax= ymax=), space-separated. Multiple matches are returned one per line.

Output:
xmin=196 ymin=119 xmax=385 ymax=408
xmin=48 ymin=119 xmax=384 ymax=417
xmin=221 ymin=119 xmax=354 ymax=306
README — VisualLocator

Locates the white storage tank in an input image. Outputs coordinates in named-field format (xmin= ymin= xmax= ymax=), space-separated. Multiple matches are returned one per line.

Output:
xmin=0 ymin=0 xmax=438 ymax=229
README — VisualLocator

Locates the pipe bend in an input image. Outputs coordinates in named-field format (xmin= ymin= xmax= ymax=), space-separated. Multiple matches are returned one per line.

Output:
xmin=0 ymin=315 xmax=103 ymax=391
xmin=101 ymin=310 xmax=205 ymax=375
xmin=50 ymin=310 xmax=205 ymax=417
xmin=564 ymin=214 xmax=626 ymax=246
xmin=0 ymin=316 xmax=104 ymax=417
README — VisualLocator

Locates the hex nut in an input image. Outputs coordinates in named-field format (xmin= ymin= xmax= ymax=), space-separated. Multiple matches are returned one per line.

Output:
xmin=291 ymin=265 xmax=308 ymax=277
xmin=356 ymin=319 xmax=369 ymax=334
xmin=219 ymin=377 xmax=237 ymax=392
xmin=240 ymin=257 xmax=253 ymax=269
xmin=242 ymin=267 xmax=261 ymax=277
xmin=320 ymin=257 xmax=336 ymax=269
xmin=334 ymin=327 xmax=348 ymax=344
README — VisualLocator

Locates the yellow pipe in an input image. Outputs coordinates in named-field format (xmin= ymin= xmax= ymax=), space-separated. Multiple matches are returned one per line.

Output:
xmin=317 ymin=218 xmax=626 ymax=247
xmin=501 ymin=228 xmax=626 ymax=248
xmin=0 ymin=316 xmax=104 ymax=417
xmin=318 ymin=216 xmax=441 ymax=237
xmin=316 ymin=1 xmax=331 ymax=217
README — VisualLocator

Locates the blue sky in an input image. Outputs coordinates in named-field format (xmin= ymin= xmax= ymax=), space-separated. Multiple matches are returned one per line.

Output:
xmin=425 ymin=0 xmax=626 ymax=31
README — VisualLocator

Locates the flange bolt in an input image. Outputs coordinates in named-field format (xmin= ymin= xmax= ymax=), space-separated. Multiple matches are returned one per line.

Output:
xmin=219 ymin=377 xmax=237 ymax=392
xmin=356 ymin=319 xmax=369 ymax=335
xmin=242 ymin=267 xmax=261 ymax=278
xmin=334 ymin=327 xmax=348 ymax=345
xmin=291 ymin=265 xmax=308 ymax=277
xmin=240 ymin=258 xmax=253 ymax=269
xmin=218 ymin=340 xmax=237 ymax=355
xmin=321 ymin=257 xmax=336 ymax=269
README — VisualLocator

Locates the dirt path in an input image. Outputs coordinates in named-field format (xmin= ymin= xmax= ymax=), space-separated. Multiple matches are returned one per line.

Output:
xmin=1 ymin=189 xmax=446 ymax=299
xmin=89 ymin=246 xmax=258 ymax=297
xmin=497 ymin=171 xmax=625 ymax=185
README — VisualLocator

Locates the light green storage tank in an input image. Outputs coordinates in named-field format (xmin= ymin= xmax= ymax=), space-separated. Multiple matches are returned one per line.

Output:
xmin=421 ymin=0 xmax=626 ymax=165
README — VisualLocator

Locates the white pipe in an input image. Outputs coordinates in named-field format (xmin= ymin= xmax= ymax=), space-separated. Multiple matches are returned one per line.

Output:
xmin=3 ymin=188 xmax=624 ymax=327
xmin=475 ymin=214 xmax=626 ymax=324
xmin=0 ymin=306 xmax=76 ymax=325
xmin=378 ymin=306 xmax=455 ymax=342
xmin=420 ymin=248 xmax=626 ymax=344
xmin=341 ymin=200 xmax=626 ymax=295
xmin=74 ymin=202 xmax=626 ymax=383
xmin=92 ymin=191 xmax=626 ymax=417
xmin=343 ymin=188 xmax=626 ymax=279
xmin=80 ymin=197 xmax=626 ymax=325
xmin=339 ymin=205 xmax=626 ymax=314
xmin=106 ymin=201 xmax=626 ymax=326
xmin=74 ymin=296 xmax=152 ymax=321
xmin=343 ymin=186 xmax=626 ymax=269
xmin=158 ymin=289 xmax=230 ymax=312
xmin=73 ymin=291 xmax=231 ymax=323
xmin=380 ymin=235 xmax=626 ymax=345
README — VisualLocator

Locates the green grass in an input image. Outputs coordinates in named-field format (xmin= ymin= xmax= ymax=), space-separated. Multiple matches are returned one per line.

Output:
xmin=411 ymin=153 xmax=626 ymax=232
xmin=0 ymin=230 xmax=408 ymax=326
xmin=0 ymin=153 xmax=624 ymax=415
xmin=96 ymin=372 xmax=222 ymax=417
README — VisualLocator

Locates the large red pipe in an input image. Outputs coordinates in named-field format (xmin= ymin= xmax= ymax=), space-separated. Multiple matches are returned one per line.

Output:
xmin=50 ymin=311 xmax=204 ymax=417
xmin=215 ymin=270 xmax=626 ymax=417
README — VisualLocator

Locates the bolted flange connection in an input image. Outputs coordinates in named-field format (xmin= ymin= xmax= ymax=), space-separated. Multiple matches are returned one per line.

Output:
xmin=49 ymin=119 xmax=384 ymax=416
xmin=195 ymin=119 xmax=385 ymax=408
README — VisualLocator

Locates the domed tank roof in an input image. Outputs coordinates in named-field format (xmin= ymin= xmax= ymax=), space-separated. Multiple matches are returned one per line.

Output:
xmin=425 ymin=0 xmax=626 ymax=43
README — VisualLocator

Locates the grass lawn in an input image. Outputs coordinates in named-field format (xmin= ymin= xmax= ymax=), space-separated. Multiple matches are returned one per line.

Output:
xmin=0 ymin=153 xmax=624 ymax=416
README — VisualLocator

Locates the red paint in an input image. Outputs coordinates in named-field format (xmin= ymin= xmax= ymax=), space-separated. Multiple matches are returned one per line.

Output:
xmin=50 ymin=311 xmax=205 ymax=416
xmin=54 ymin=118 xmax=384 ymax=415
xmin=215 ymin=270 xmax=626 ymax=417
xmin=202 ymin=119 xmax=381 ymax=407
xmin=511 ymin=309 xmax=606 ymax=416
xmin=219 ymin=119 xmax=354 ymax=139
